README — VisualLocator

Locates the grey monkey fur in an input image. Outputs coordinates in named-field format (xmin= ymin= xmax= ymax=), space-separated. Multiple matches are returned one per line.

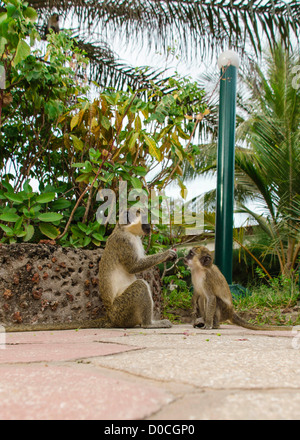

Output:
xmin=185 ymin=246 xmax=292 ymax=331
xmin=98 ymin=213 xmax=176 ymax=328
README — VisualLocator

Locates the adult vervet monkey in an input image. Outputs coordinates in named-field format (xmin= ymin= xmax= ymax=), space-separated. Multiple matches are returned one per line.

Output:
xmin=98 ymin=211 xmax=176 ymax=328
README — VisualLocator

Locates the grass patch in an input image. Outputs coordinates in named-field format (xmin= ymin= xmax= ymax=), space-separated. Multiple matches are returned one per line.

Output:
xmin=162 ymin=287 xmax=193 ymax=323
xmin=233 ymin=276 xmax=300 ymax=326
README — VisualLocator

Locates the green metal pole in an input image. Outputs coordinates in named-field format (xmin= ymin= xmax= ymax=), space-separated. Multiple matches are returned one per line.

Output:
xmin=215 ymin=59 xmax=238 ymax=284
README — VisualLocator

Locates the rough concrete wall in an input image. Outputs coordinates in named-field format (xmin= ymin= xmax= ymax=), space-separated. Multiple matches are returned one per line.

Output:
xmin=0 ymin=243 xmax=162 ymax=328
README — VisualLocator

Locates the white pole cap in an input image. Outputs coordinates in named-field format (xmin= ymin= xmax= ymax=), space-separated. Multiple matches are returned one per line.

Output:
xmin=217 ymin=50 xmax=240 ymax=69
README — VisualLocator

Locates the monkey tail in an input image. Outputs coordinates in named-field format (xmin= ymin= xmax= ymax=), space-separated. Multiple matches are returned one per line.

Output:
xmin=231 ymin=313 xmax=292 ymax=331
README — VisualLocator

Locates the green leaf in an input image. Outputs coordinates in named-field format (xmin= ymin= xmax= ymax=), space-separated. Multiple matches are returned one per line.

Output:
xmin=36 ymin=192 xmax=56 ymax=204
xmin=70 ymin=113 xmax=80 ymax=131
xmin=1 ymin=181 xmax=14 ymax=192
xmin=83 ymin=236 xmax=91 ymax=247
xmin=77 ymin=222 xmax=87 ymax=233
xmin=4 ymin=193 xmax=24 ymax=204
xmin=23 ymin=225 xmax=34 ymax=242
xmin=75 ymin=173 xmax=91 ymax=183
xmin=133 ymin=166 xmax=148 ymax=176
xmin=23 ymin=225 xmax=34 ymax=241
xmin=22 ymin=207 xmax=35 ymax=219
xmin=13 ymin=39 xmax=30 ymax=66
xmin=23 ymin=7 xmax=38 ymax=22
xmin=15 ymin=229 xmax=27 ymax=238
xmin=13 ymin=217 xmax=23 ymax=231
xmin=143 ymin=133 xmax=162 ymax=162
xmin=0 ymin=36 xmax=7 ymax=56
xmin=70 ymin=134 xmax=84 ymax=151
xmin=130 ymin=176 xmax=143 ymax=189
xmin=39 ymin=223 xmax=60 ymax=239
xmin=101 ymin=115 xmax=111 ymax=130
xmin=0 ymin=213 xmax=20 ymax=222
xmin=92 ymin=232 xmax=104 ymax=241
xmin=128 ymin=132 xmax=139 ymax=152
xmin=23 ymin=180 xmax=33 ymax=193
xmin=0 ymin=224 xmax=13 ymax=234
xmin=84 ymin=161 xmax=93 ymax=172
xmin=45 ymin=100 xmax=64 ymax=120
xmin=38 ymin=212 xmax=63 ymax=222
xmin=51 ymin=199 xmax=72 ymax=210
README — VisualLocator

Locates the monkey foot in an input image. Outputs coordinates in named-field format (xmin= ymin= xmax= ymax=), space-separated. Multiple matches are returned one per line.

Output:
xmin=193 ymin=318 xmax=205 ymax=328
xmin=142 ymin=319 xmax=172 ymax=329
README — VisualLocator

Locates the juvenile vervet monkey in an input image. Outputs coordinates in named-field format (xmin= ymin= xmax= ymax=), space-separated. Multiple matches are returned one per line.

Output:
xmin=98 ymin=211 xmax=176 ymax=328
xmin=45 ymin=14 xmax=60 ymax=37
xmin=185 ymin=246 xmax=292 ymax=331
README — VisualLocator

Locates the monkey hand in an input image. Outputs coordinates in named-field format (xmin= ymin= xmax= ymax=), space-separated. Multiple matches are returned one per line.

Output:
xmin=166 ymin=249 xmax=177 ymax=262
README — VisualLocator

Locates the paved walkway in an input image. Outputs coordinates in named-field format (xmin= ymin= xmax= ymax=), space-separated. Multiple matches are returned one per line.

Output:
xmin=0 ymin=324 xmax=299 ymax=420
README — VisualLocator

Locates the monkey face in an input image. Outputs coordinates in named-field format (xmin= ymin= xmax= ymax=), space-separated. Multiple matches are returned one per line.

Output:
xmin=123 ymin=210 xmax=150 ymax=236
xmin=142 ymin=223 xmax=151 ymax=235
xmin=184 ymin=246 xmax=213 ymax=269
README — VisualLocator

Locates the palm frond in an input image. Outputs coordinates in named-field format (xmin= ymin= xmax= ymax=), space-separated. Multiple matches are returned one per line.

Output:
xmin=76 ymin=39 xmax=166 ymax=89
xmin=28 ymin=0 xmax=300 ymax=59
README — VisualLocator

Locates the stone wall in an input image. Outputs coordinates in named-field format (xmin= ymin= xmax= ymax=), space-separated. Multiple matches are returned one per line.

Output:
xmin=0 ymin=243 xmax=162 ymax=328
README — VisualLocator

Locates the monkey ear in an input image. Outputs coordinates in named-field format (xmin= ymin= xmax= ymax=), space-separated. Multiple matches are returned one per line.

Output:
xmin=200 ymin=255 xmax=212 ymax=267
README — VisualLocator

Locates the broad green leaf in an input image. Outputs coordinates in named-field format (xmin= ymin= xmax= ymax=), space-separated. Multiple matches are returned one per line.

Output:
xmin=133 ymin=166 xmax=148 ymax=176
xmin=23 ymin=180 xmax=33 ymax=193
xmin=24 ymin=225 xmax=34 ymax=242
xmin=92 ymin=232 xmax=104 ymax=241
xmin=70 ymin=134 xmax=84 ymax=151
xmin=0 ymin=212 xmax=20 ymax=222
xmin=38 ymin=212 xmax=63 ymax=222
xmin=174 ymin=146 xmax=183 ymax=161
xmin=16 ymin=229 xmax=27 ymax=238
xmin=135 ymin=115 xmax=142 ymax=131
xmin=22 ymin=207 xmax=35 ymax=219
xmin=100 ymin=115 xmax=111 ymax=130
xmin=14 ymin=217 xmax=23 ymax=231
xmin=39 ymin=223 xmax=60 ymax=239
xmin=176 ymin=126 xmax=190 ymax=140
xmin=128 ymin=132 xmax=139 ymax=152
xmin=13 ymin=39 xmax=30 ymax=66
xmin=36 ymin=192 xmax=55 ymax=203
xmin=70 ymin=113 xmax=80 ymax=131
xmin=130 ymin=176 xmax=143 ymax=189
xmin=143 ymin=133 xmax=162 ymax=162
xmin=83 ymin=236 xmax=91 ymax=247
xmin=75 ymin=173 xmax=91 ymax=183
xmin=23 ymin=7 xmax=38 ymax=22
xmin=4 ymin=193 xmax=24 ymax=204
xmin=1 ymin=182 xmax=13 ymax=192
xmin=77 ymin=223 xmax=87 ymax=233
xmin=51 ymin=199 xmax=72 ymax=210
xmin=0 ymin=224 xmax=13 ymax=234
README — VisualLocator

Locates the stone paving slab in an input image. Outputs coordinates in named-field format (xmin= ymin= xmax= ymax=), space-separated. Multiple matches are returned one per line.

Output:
xmin=0 ymin=329 xmax=141 ymax=363
xmin=86 ymin=326 xmax=300 ymax=389
xmin=148 ymin=389 xmax=300 ymax=420
xmin=0 ymin=324 xmax=299 ymax=420
xmin=0 ymin=363 xmax=172 ymax=420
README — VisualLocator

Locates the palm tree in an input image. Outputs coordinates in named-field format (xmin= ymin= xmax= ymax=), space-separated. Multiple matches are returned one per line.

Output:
xmin=20 ymin=0 xmax=300 ymax=88
xmin=235 ymin=44 xmax=300 ymax=276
